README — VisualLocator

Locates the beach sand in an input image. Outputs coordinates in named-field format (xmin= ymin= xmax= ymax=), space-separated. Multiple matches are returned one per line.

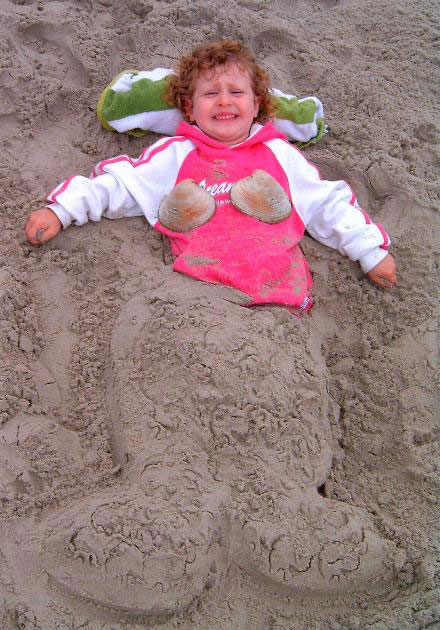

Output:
xmin=0 ymin=0 xmax=439 ymax=628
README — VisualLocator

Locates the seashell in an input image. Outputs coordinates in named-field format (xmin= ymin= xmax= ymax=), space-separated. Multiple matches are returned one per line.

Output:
xmin=230 ymin=170 xmax=291 ymax=224
xmin=159 ymin=179 xmax=216 ymax=232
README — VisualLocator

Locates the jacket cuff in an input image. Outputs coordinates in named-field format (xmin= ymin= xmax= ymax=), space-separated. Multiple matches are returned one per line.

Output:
xmin=47 ymin=203 xmax=72 ymax=229
xmin=358 ymin=247 xmax=389 ymax=273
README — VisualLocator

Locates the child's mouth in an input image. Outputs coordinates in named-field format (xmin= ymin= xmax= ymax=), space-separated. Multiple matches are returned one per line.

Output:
xmin=214 ymin=114 xmax=237 ymax=121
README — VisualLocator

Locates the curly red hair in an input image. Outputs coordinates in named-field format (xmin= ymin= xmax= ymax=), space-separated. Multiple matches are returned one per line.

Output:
xmin=165 ymin=39 xmax=274 ymax=123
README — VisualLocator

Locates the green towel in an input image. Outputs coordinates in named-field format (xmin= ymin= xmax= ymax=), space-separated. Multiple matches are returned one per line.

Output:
xmin=97 ymin=68 xmax=327 ymax=147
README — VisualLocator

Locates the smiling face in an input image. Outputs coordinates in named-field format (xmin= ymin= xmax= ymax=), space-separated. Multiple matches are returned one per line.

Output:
xmin=186 ymin=63 xmax=260 ymax=146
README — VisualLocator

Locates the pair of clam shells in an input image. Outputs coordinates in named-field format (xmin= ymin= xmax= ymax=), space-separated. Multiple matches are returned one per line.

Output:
xmin=158 ymin=170 xmax=292 ymax=232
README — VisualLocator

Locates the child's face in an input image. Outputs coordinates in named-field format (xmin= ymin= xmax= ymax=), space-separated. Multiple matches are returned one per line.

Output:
xmin=186 ymin=63 xmax=260 ymax=146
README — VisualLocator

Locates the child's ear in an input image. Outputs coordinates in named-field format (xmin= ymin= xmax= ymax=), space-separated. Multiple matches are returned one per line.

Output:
xmin=184 ymin=98 xmax=194 ymax=121
xmin=253 ymin=96 xmax=261 ymax=119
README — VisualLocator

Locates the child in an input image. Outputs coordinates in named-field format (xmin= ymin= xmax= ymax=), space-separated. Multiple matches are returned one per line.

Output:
xmin=25 ymin=39 xmax=396 ymax=312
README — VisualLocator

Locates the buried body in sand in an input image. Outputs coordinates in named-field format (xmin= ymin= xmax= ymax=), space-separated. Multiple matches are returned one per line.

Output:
xmin=11 ymin=40 xmax=401 ymax=619
xmin=4 ymin=274 xmax=399 ymax=617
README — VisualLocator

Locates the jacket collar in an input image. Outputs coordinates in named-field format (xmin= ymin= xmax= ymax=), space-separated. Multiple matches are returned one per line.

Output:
xmin=175 ymin=120 xmax=287 ymax=151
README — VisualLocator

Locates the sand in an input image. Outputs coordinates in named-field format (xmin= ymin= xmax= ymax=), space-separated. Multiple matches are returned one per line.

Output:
xmin=0 ymin=0 xmax=439 ymax=628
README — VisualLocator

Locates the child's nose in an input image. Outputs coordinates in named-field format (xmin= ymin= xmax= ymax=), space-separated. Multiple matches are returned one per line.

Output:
xmin=217 ymin=89 xmax=231 ymax=105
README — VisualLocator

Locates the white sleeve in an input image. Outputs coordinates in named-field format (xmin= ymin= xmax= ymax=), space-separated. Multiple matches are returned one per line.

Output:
xmin=266 ymin=139 xmax=391 ymax=273
xmin=47 ymin=136 xmax=195 ymax=229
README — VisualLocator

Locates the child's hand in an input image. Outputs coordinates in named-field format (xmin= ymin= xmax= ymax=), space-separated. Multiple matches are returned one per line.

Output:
xmin=25 ymin=208 xmax=62 ymax=245
xmin=367 ymin=254 xmax=397 ymax=289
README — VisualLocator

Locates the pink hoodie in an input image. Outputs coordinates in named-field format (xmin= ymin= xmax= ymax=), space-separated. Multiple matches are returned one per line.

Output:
xmin=155 ymin=121 xmax=313 ymax=311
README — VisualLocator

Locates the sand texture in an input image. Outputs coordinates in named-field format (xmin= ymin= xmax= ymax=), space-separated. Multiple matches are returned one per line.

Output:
xmin=0 ymin=0 xmax=439 ymax=628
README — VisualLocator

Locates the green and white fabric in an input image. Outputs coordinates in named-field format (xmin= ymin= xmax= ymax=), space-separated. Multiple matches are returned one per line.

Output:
xmin=97 ymin=69 xmax=327 ymax=148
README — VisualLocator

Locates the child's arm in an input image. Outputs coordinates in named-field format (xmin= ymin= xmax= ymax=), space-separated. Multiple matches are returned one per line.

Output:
xmin=23 ymin=168 xmax=142 ymax=245
xmin=25 ymin=136 xmax=191 ymax=244
xmin=269 ymin=141 xmax=397 ymax=288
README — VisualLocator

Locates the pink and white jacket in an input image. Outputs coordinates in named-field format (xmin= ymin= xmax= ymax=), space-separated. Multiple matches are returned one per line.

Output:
xmin=48 ymin=121 xmax=390 ymax=311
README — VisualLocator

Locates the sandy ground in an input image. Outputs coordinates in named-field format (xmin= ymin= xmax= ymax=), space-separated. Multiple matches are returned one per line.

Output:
xmin=0 ymin=0 xmax=439 ymax=628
